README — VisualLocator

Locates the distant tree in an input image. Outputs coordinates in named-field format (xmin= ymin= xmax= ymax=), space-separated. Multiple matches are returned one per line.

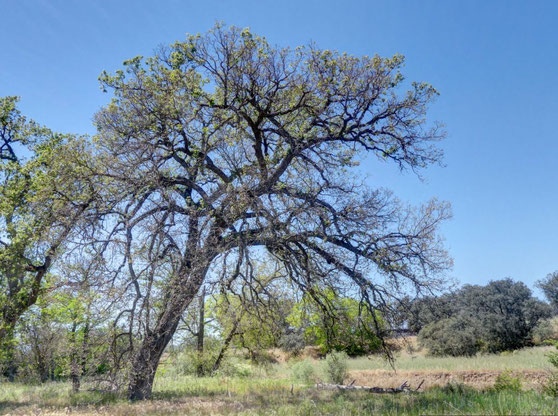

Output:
xmin=418 ymin=279 xmax=552 ymax=355
xmin=418 ymin=315 xmax=482 ymax=356
xmin=537 ymin=271 xmax=558 ymax=313
xmin=395 ymin=294 xmax=455 ymax=334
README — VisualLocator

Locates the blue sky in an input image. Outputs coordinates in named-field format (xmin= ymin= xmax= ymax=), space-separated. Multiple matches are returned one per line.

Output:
xmin=1 ymin=0 xmax=557 ymax=291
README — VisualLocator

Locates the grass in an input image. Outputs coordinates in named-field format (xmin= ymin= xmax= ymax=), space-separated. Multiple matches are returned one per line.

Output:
xmin=1 ymin=346 xmax=556 ymax=415
xmin=347 ymin=345 xmax=555 ymax=372
xmin=1 ymin=378 xmax=558 ymax=415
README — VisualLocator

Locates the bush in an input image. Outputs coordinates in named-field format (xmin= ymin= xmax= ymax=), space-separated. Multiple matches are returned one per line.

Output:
xmin=418 ymin=316 xmax=482 ymax=356
xmin=493 ymin=371 xmax=522 ymax=392
xmin=217 ymin=358 xmax=255 ymax=378
xmin=324 ymin=351 xmax=348 ymax=384
xmin=532 ymin=318 xmax=558 ymax=345
xmin=279 ymin=330 xmax=306 ymax=356
xmin=290 ymin=359 xmax=316 ymax=384
xmin=543 ymin=372 xmax=558 ymax=397
xmin=544 ymin=347 xmax=558 ymax=396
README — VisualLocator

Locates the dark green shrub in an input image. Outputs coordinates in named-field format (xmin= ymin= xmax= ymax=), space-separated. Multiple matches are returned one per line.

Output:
xmin=418 ymin=316 xmax=482 ymax=356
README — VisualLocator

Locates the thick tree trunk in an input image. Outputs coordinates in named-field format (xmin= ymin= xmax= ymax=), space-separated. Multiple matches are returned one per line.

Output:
xmin=127 ymin=264 xmax=209 ymax=401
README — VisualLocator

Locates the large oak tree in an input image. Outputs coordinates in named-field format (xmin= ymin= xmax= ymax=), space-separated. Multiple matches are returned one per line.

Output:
xmin=94 ymin=25 xmax=452 ymax=400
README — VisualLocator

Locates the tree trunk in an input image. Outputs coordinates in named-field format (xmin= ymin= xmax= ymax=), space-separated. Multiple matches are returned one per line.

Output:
xmin=70 ymin=319 xmax=81 ymax=392
xmin=212 ymin=311 xmax=243 ymax=373
xmin=127 ymin=265 xmax=209 ymax=401
xmin=196 ymin=286 xmax=205 ymax=377
xmin=81 ymin=310 xmax=90 ymax=375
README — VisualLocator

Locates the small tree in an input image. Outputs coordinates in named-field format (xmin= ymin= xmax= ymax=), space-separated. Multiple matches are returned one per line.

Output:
xmin=0 ymin=97 xmax=95 ymax=359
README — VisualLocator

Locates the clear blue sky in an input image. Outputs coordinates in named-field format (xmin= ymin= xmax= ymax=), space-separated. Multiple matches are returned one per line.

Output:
xmin=2 ymin=0 xmax=557 ymax=291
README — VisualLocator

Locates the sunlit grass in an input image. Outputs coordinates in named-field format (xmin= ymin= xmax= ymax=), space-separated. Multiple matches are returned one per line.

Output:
xmin=348 ymin=345 xmax=554 ymax=372
xmin=1 ymin=346 xmax=556 ymax=415
xmin=1 ymin=380 xmax=557 ymax=415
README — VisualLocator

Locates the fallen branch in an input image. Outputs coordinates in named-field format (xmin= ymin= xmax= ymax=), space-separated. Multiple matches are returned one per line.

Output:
xmin=316 ymin=380 xmax=420 ymax=394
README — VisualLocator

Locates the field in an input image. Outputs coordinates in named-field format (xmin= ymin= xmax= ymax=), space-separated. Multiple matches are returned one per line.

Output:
xmin=1 ymin=344 xmax=558 ymax=415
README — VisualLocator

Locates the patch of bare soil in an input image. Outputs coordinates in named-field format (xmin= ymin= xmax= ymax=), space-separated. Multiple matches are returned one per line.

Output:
xmin=349 ymin=369 xmax=549 ymax=390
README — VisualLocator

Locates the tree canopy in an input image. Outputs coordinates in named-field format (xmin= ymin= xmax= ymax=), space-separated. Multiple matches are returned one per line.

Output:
xmin=91 ymin=24 xmax=451 ymax=400
xmin=0 ymin=97 xmax=95 ymax=353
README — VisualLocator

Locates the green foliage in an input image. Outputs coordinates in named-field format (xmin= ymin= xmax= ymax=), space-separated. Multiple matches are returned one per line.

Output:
xmin=537 ymin=271 xmax=558 ymax=313
xmin=417 ymin=279 xmax=552 ymax=356
xmin=493 ymin=370 xmax=522 ymax=392
xmin=418 ymin=315 xmax=482 ymax=357
xmin=289 ymin=359 xmax=316 ymax=384
xmin=532 ymin=318 xmax=558 ymax=345
xmin=0 ymin=96 xmax=95 ymax=353
xmin=162 ymin=345 xmax=257 ymax=379
xmin=288 ymin=289 xmax=383 ymax=356
xmin=324 ymin=351 xmax=348 ymax=384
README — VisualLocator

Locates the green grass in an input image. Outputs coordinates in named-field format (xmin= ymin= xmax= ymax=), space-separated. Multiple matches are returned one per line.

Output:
xmin=1 ymin=346 xmax=556 ymax=415
xmin=346 ymin=345 xmax=554 ymax=372
xmin=1 ymin=378 xmax=557 ymax=415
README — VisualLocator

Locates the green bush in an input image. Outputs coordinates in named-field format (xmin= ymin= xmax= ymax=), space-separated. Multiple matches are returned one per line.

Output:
xmin=418 ymin=316 xmax=482 ymax=356
xmin=544 ymin=347 xmax=558 ymax=396
xmin=417 ymin=280 xmax=552 ymax=356
xmin=324 ymin=351 xmax=348 ymax=384
xmin=290 ymin=359 xmax=316 ymax=384
xmin=493 ymin=371 xmax=522 ymax=392
xmin=543 ymin=372 xmax=558 ymax=397
xmin=218 ymin=358 xmax=255 ymax=378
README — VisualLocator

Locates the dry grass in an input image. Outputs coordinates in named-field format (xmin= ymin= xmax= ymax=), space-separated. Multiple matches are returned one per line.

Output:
xmin=1 ymin=344 xmax=557 ymax=415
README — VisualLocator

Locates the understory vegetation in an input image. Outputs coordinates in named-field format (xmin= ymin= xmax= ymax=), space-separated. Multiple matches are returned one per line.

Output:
xmin=2 ymin=347 xmax=558 ymax=415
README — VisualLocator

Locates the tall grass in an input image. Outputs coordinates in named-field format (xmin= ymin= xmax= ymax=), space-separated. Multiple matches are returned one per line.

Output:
xmin=347 ymin=345 xmax=554 ymax=372
xmin=1 ymin=347 xmax=557 ymax=415
xmin=2 ymin=379 xmax=557 ymax=415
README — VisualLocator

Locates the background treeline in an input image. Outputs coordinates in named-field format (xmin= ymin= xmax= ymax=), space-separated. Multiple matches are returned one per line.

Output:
xmin=396 ymin=275 xmax=558 ymax=356
xmin=4 ymin=272 xmax=558 ymax=386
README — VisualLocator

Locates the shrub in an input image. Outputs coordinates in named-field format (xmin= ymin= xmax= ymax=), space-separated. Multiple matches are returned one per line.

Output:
xmin=218 ymin=359 xmax=255 ymax=378
xmin=543 ymin=372 xmax=558 ymax=397
xmin=532 ymin=318 xmax=558 ymax=345
xmin=324 ymin=351 xmax=348 ymax=384
xmin=493 ymin=371 xmax=522 ymax=392
xmin=290 ymin=359 xmax=316 ymax=384
xmin=418 ymin=316 xmax=481 ymax=356
xmin=279 ymin=330 xmax=306 ymax=356
xmin=544 ymin=346 xmax=558 ymax=397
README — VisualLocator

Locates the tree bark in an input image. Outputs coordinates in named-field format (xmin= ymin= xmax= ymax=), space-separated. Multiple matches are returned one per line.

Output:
xmin=70 ymin=319 xmax=81 ymax=392
xmin=196 ymin=286 xmax=205 ymax=377
xmin=127 ymin=264 xmax=209 ymax=401
xmin=212 ymin=312 xmax=243 ymax=373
